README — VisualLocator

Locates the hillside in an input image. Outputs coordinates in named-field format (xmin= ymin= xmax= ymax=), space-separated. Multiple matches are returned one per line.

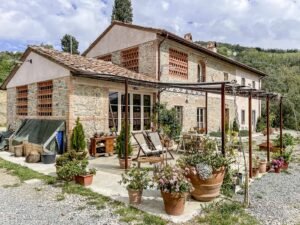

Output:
xmin=0 ymin=51 xmax=22 ymax=85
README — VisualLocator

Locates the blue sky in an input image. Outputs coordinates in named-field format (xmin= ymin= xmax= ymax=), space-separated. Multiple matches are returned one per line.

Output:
xmin=1 ymin=0 xmax=300 ymax=53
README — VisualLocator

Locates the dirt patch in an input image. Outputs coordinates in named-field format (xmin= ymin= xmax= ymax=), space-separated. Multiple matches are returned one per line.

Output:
xmin=0 ymin=169 xmax=20 ymax=187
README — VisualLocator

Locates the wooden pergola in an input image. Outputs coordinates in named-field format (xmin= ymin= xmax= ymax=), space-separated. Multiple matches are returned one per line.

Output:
xmin=74 ymin=72 xmax=283 ymax=176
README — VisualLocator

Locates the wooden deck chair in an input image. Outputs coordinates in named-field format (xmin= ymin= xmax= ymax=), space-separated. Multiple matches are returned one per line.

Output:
xmin=132 ymin=132 xmax=162 ymax=160
xmin=146 ymin=131 xmax=174 ymax=159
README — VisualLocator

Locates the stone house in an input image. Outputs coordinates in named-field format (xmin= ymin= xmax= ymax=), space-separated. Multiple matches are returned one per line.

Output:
xmin=82 ymin=21 xmax=266 ymax=132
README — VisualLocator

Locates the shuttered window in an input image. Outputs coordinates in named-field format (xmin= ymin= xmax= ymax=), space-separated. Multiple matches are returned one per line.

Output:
xmin=37 ymin=81 xmax=53 ymax=116
xmin=121 ymin=47 xmax=139 ymax=72
xmin=169 ymin=48 xmax=188 ymax=78
xmin=98 ymin=54 xmax=112 ymax=62
xmin=16 ymin=85 xmax=28 ymax=116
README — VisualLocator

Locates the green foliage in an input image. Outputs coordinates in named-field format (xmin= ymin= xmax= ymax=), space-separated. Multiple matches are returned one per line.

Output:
xmin=154 ymin=103 xmax=182 ymax=139
xmin=232 ymin=119 xmax=239 ymax=132
xmin=111 ymin=0 xmax=133 ymax=23
xmin=39 ymin=43 xmax=54 ymax=49
xmin=273 ymin=133 xmax=295 ymax=147
xmin=61 ymin=34 xmax=79 ymax=54
xmin=281 ymin=146 xmax=294 ymax=163
xmin=221 ymin=166 xmax=235 ymax=197
xmin=116 ymin=122 xmax=133 ymax=158
xmin=239 ymin=130 xmax=249 ymax=137
xmin=0 ymin=51 xmax=22 ymax=85
xmin=256 ymin=116 xmax=266 ymax=132
xmin=209 ymin=131 xmax=222 ymax=137
xmin=71 ymin=118 xmax=86 ymax=152
xmin=119 ymin=166 xmax=152 ymax=190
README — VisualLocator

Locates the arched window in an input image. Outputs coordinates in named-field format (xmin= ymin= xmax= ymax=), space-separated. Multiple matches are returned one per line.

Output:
xmin=197 ymin=61 xmax=206 ymax=82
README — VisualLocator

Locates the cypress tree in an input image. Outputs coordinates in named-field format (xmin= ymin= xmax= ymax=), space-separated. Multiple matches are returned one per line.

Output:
xmin=61 ymin=34 xmax=80 ymax=54
xmin=71 ymin=118 xmax=86 ymax=152
xmin=111 ymin=0 xmax=133 ymax=23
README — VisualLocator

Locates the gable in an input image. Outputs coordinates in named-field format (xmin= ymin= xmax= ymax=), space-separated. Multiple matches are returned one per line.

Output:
xmin=85 ymin=24 xmax=157 ymax=58
xmin=6 ymin=51 xmax=70 ymax=88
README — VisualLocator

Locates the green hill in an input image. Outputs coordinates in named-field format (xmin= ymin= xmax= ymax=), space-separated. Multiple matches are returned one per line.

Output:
xmin=0 ymin=51 xmax=22 ymax=85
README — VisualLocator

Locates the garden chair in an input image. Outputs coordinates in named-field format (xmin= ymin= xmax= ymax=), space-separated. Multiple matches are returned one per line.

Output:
xmin=146 ymin=131 xmax=174 ymax=160
xmin=132 ymin=132 xmax=162 ymax=160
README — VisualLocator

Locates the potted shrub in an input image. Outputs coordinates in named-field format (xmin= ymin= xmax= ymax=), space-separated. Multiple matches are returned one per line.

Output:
xmin=119 ymin=166 xmax=152 ymax=204
xmin=271 ymin=158 xmax=284 ymax=173
xmin=154 ymin=165 xmax=193 ymax=216
xmin=178 ymin=137 xmax=233 ymax=202
xmin=74 ymin=158 xmax=96 ymax=186
xmin=281 ymin=147 xmax=293 ymax=170
xmin=116 ymin=123 xmax=133 ymax=169
xmin=71 ymin=117 xmax=86 ymax=154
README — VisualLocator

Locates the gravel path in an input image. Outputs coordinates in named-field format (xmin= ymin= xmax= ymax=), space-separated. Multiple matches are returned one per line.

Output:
xmin=237 ymin=144 xmax=300 ymax=225
xmin=0 ymin=171 xmax=121 ymax=225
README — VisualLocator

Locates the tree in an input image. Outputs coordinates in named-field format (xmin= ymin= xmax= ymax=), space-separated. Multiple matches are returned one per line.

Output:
xmin=116 ymin=122 xmax=133 ymax=159
xmin=111 ymin=0 xmax=133 ymax=23
xmin=61 ymin=34 xmax=79 ymax=54
xmin=71 ymin=118 xmax=86 ymax=152
xmin=40 ymin=43 xmax=54 ymax=49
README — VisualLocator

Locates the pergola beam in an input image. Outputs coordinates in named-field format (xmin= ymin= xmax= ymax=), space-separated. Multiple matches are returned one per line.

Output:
xmin=248 ymin=93 xmax=253 ymax=178
xmin=221 ymin=84 xmax=226 ymax=156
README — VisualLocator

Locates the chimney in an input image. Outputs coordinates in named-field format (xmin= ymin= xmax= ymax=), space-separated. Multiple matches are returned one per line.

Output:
xmin=207 ymin=41 xmax=217 ymax=53
xmin=184 ymin=33 xmax=193 ymax=42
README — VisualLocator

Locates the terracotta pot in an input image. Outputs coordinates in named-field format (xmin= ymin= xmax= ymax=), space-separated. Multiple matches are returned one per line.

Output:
xmin=282 ymin=162 xmax=289 ymax=170
xmin=128 ymin=189 xmax=143 ymax=204
xmin=187 ymin=167 xmax=225 ymax=202
xmin=119 ymin=158 xmax=132 ymax=169
xmin=252 ymin=168 xmax=259 ymax=177
xmin=75 ymin=174 xmax=93 ymax=186
xmin=161 ymin=191 xmax=186 ymax=216
xmin=274 ymin=167 xmax=281 ymax=173
xmin=259 ymin=160 xmax=267 ymax=173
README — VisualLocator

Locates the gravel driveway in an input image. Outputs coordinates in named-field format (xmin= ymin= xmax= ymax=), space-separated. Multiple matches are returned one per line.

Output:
xmin=238 ymin=145 xmax=300 ymax=225
xmin=0 ymin=171 xmax=121 ymax=225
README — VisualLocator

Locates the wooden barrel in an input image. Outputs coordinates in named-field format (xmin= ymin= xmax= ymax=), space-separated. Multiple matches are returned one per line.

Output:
xmin=187 ymin=167 xmax=225 ymax=202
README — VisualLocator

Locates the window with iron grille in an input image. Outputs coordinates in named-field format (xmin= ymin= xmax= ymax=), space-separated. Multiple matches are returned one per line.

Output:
xmin=16 ymin=85 xmax=28 ymax=116
xmin=37 ymin=81 xmax=53 ymax=116
xmin=169 ymin=48 xmax=188 ymax=78
xmin=121 ymin=47 xmax=139 ymax=72
xmin=98 ymin=54 xmax=112 ymax=62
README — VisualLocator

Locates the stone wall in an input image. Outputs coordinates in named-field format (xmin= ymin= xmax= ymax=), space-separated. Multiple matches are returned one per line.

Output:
xmin=0 ymin=91 xmax=7 ymax=127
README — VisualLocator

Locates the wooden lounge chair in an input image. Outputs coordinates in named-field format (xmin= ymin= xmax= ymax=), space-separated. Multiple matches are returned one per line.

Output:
xmin=146 ymin=131 xmax=174 ymax=159
xmin=132 ymin=132 xmax=162 ymax=160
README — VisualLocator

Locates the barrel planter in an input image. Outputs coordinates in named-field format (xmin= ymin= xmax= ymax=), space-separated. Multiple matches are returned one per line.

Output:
xmin=187 ymin=167 xmax=225 ymax=202
xmin=161 ymin=191 xmax=186 ymax=216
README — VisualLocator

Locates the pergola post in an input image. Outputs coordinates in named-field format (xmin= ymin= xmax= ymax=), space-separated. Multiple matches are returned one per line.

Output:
xmin=248 ymin=93 xmax=252 ymax=178
xmin=221 ymin=84 xmax=225 ymax=156
xmin=280 ymin=97 xmax=283 ymax=154
xmin=124 ymin=78 xmax=129 ymax=170
xmin=205 ymin=92 xmax=208 ymax=134
xmin=266 ymin=95 xmax=270 ymax=162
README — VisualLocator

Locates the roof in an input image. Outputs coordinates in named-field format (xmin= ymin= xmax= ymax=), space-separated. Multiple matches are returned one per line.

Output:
xmin=1 ymin=46 xmax=157 ymax=89
xmin=82 ymin=21 xmax=267 ymax=77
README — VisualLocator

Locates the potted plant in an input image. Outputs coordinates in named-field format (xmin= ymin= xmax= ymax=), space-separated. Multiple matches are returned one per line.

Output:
xmin=178 ymin=137 xmax=233 ymax=202
xmin=73 ymin=158 xmax=96 ymax=186
xmin=119 ymin=166 xmax=152 ymax=204
xmin=258 ymin=158 xmax=267 ymax=173
xmin=281 ymin=147 xmax=293 ymax=169
xmin=154 ymin=165 xmax=193 ymax=216
xmin=271 ymin=158 xmax=284 ymax=173
xmin=116 ymin=123 xmax=133 ymax=169
xmin=252 ymin=157 xmax=259 ymax=177
xmin=71 ymin=117 xmax=86 ymax=154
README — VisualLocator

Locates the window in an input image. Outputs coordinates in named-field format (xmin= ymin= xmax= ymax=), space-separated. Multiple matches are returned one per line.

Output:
xmin=121 ymin=93 xmax=131 ymax=125
xmin=224 ymin=72 xmax=229 ymax=81
xmin=169 ymin=48 xmax=188 ymax=78
xmin=37 ymin=81 xmax=53 ymax=116
xmin=16 ymin=85 xmax=28 ymax=116
xmin=252 ymin=81 xmax=256 ymax=89
xmin=109 ymin=92 xmax=118 ymax=131
xmin=252 ymin=110 xmax=256 ymax=127
xmin=197 ymin=62 xmax=206 ymax=82
xmin=121 ymin=47 xmax=139 ymax=72
xmin=241 ymin=110 xmax=245 ymax=125
xmin=133 ymin=94 xmax=141 ymax=131
xmin=241 ymin=78 xmax=246 ymax=86
xmin=143 ymin=95 xmax=151 ymax=130
xmin=197 ymin=107 xmax=206 ymax=128
xmin=98 ymin=54 xmax=112 ymax=62
xmin=174 ymin=106 xmax=183 ymax=127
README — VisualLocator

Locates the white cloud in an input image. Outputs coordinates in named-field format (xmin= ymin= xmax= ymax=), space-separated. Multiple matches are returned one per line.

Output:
xmin=0 ymin=0 xmax=300 ymax=51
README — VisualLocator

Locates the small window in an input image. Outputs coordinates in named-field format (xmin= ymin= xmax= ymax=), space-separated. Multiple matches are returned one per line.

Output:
xmin=241 ymin=78 xmax=246 ymax=86
xmin=169 ymin=48 xmax=188 ymax=78
xmin=37 ymin=81 xmax=53 ymax=116
xmin=98 ymin=54 xmax=112 ymax=62
xmin=121 ymin=47 xmax=139 ymax=72
xmin=197 ymin=61 xmax=206 ymax=82
xmin=224 ymin=72 xmax=229 ymax=81
xmin=252 ymin=81 xmax=256 ymax=89
xmin=16 ymin=85 xmax=28 ymax=116
xmin=241 ymin=110 xmax=245 ymax=125
xmin=174 ymin=106 xmax=183 ymax=127
xmin=109 ymin=92 xmax=119 ymax=131
xmin=197 ymin=107 xmax=206 ymax=129
xmin=143 ymin=95 xmax=151 ymax=130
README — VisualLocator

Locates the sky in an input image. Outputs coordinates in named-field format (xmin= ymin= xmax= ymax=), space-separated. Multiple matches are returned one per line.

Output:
xmin=0 ymin=0 xmax=300 ymax=53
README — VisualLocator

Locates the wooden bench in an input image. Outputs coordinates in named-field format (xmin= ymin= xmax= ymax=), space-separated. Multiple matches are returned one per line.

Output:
xmin=136 ymin=156 xmax=164 ymax=168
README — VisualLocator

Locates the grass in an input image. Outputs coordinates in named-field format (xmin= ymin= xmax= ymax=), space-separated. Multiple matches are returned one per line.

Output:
xmin=197 ymin=201 xmax=260 ymax=225
xmin=0 ymin=157 xmax=167 ymax=225
xmin=56 ymin=193 xmax=65 ymax=201
xmin=2 ymin=183 xmax=21 ymax=188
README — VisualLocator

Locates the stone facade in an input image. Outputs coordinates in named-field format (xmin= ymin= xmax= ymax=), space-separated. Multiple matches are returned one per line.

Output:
xmin=0 ymin=91 xmax=7 ymax=126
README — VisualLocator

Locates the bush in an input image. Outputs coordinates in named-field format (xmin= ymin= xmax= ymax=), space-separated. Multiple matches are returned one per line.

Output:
xmin=209 ymin=131 xmax=222 ymax=137
xmin=239 ymin=130 xmax=249 ymax=137
xmin=56 ymin=161 xmax=80 ymax=182
xmin=256 ymin=116 xmax=266 ymax=132
xmin=273 ymin=133 xmax=295 ymax=148
xmin=232 ymin=119 xmax=239 ymax=132
xmin=116 ymin=123 xmax=133 ymax=159
xmin=71 ymin=117 xmax=86 ymax=152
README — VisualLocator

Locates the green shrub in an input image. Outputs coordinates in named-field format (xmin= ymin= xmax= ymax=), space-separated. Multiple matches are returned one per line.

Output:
xmin=273 ymin=133 xmax=295 ymax=148
xmin=116 ymin=123 xmax=133 ymax=159
xmin=239 ymin=130 xmax=249 ymax=137
xmin=232 ymin=119 xmax=239 ymax=132
xmin=256 ymin=116 xmax=266 ymax=132
xmin=71 ymin=117 xmax=86 ymax=152
xmin=209 ymin=131 xmax=222 ymax=137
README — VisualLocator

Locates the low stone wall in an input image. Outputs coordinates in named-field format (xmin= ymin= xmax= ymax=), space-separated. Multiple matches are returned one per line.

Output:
xmin=0 ymin=90 xmax=7 ymax=126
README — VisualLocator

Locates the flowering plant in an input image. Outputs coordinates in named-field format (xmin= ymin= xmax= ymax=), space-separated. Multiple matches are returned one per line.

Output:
xmin=271 ymin=158 xmax=284 ymax=169
xmin=119 ymin=165 xmax=152 ymax=190
xmin=154 ymin=165 xmax=194 ymax=195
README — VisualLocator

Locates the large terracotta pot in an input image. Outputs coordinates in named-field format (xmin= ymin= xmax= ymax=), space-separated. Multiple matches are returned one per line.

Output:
xmin=259 ymin=160 xmax=267 ymax=173
xmin=187 ymin=167 xmax=225 ymax=202
xmin=252 ymin=168 xmax=259 ymax=177
xmin=282 ymin=162 xmax=289 ymax=170
xmin=161 ymin=191 xmax=186 ymax=216
xmin=274 ymin=167 xmax=281 ymax=173
xmin=75 ymin=174 xmax=93 ymax=186
xmin=119 ymin=158 xmax=132 ymax=169
xmin=128 ymin=189 xmax=143 ymax=204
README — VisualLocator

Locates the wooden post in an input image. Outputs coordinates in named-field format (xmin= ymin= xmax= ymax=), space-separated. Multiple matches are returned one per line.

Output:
xmin=248 ymin=93 xmax=252 ymax=178
xmin=266 ymin=95 xmax=270 ymax=162
xmin=280 ymin=97 xmax=283 ymax=154
xmin=125 ymin=78 xmax=129 ymax=170
xmin=205 ymin=92 xmax=208 ymax=134
xmin=221 ymin=84 xmax=225 ymax=156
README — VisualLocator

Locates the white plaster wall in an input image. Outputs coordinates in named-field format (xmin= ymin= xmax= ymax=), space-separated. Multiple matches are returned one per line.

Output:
xmin=86 ymin=25 xmax=157 ymax=58
xmin=6 ymin=52 xmax=70 ymax=88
